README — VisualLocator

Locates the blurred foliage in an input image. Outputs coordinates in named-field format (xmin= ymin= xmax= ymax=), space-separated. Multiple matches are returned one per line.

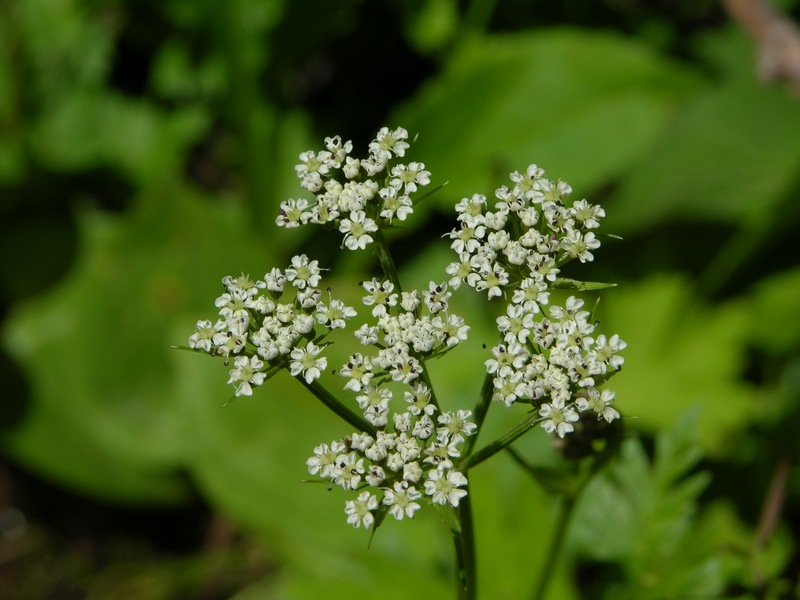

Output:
xmin=2 ymin=0 xmax=800 ymax=597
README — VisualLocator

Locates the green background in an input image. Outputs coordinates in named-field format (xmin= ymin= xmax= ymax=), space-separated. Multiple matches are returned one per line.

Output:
xmin=2 ymin=0 xmax=800 ymax=598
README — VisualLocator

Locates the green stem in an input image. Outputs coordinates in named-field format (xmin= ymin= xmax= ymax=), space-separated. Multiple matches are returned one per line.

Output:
xmin=461 ymin=410 xmax=541 ymax=472
xmin=373 ymin=228 xmax=404 ymax=293
xmin=463 ymin=372 xmax=495 ymax=456
xmin=453 ymin=486 xmax=477 ymax=599
xmin=531 ymin=496 xmax=576 ymax=600
xmin=298 ymin=378 xmax=376 ymax=436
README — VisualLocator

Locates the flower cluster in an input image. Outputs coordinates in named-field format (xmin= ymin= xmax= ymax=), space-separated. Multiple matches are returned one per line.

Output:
xmin=188 ymin=254 xmax=356 ymax=396
xmin=446 ymin=164 xmax=604 ymax=298
xmin=446 ymin=165 xmax=626 ymax=437
xmin=343 ymin=278 xmax=470 ymax=405
xmin=488 ymin=295 xmax=626 ymax=437
xmin=305 ymin=277 xmax=476 ymax=528
xmin=189 ymin=126 xmax=628 ymax=535
xmin=276 ymin=127 xmax=431 ymax=249
xmin=308 ymin=381 xmax=476 ymax=529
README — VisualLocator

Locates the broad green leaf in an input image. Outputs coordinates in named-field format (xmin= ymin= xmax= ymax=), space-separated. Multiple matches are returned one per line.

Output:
xmin=597 ymin=273 xmax=755 ymax=453
xmin=394 ymin=29 xmax=699 ymax=208
xmin=31 ymin=91 xmax=209 ymax=184
xmin=1 ymin=186 xmax=278 ymax=503
xmin=605 ymin=29 xmax=800 ymax=234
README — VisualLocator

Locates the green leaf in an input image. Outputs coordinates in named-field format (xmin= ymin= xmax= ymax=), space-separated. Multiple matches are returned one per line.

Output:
xmin=1 ymin=186 xmax=277 ymax=504
xmin=570 ymin=419 xmax=726 ymax=599
xmin=605 ymin=28 xmax=800 ymax=234
xmin=31 ymin=91 xmax=209 ymax=184
xmin=395 ymin=29 xmax=698 ymax=209
xmin=598 ymin=273 xmax=755 ymax=454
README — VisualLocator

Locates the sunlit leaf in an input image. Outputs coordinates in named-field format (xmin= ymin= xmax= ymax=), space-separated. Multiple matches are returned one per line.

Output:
xmin=395 ymin=29 xmax=699 ymax=210
xmin=597 ymin=273 xmax=755 ymax=453
xmin=605 ymin=29 xmax=800 ymax=234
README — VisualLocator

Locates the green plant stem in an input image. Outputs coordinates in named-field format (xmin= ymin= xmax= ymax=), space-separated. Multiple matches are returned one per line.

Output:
xmin=461 ymin=410 xmax=541 ymax=472
xmin=531 ymin=496 xmax=576 ymax=600
xmin=373 ymin=227 xmax=404 ymax=294
xmin=298 ymin=378 xmax=376 ymax=435
xmin=453 ymin=487 xmax=477 ymax=599
xmin=463 ymin=372 xmax=494 ymax=456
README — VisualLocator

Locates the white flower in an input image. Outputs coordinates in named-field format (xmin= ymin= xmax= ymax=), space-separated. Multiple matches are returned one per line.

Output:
xmin=379 ymin=186 xmax=414 ymax=223
xmin=575 ymin=388 xmax=620 ymax=423
xmin=571 ymin=199 xmax=605 ymax=229
xmin=354 ymin=323 xmax=380 ymax=346
xmin=227 ymin=355 xmax=266 ymax=397
xmin=592 ymin=334 xmax=626 ymax=372
xmin=424 ymin=469 xmax=468 ymax=507
xmin=332 ymin=451 xmax=365 ymax=490
xmin=289 ymin=342 xmax=327 ymax=383
xmin=496 ymin=304 xmax=535 ymax=344
xmin=361 ymin=278 xmax=398 ymax=317
xmin=437 ymin=410 xmax=477 ymax=441
xmin=412 ymin=414 xmax=435 ymax=439
xmin=485 ymin=342 xmax=528 ymax=378
xmin=316 ymin=297 xmax=357 ymax=330
xmin=389 ymin=162 xmax=430 ymax=193
xmin=539 ymin=401 xmax=580 ymax=438
xmin=473 ymin=262 xmax=509 ymax=298
xmin=340 ymin=353 xmax=374 ymax=392
xmin=403 ymin=461 xmax=423 ymax=483
xmin=365 ymin=465 xmax=385 ymax=487
xmin=400 ymin=290 xmax=421 ymax=312
xmin=188 ymin=319 xmax=215 ymax=352
xmin=371 ymin=126 xmax=410 ymax=158
xmin=404 ymin=382 xmax=435 ymax=416
xmin=355 ymin=385 xmax=392 ymax=411
xmin=560 ymin=229 xmax=601 ymax=263
xmin=339 ymin=210 xmax=378 ymax=250
xmin=306 ymin=441 xmax=344 ymax=478
xmin=431 ymin=313 xmax=470 ymax=347
xmin=345 ymin=491 xmax=378 ymax=529
xmin=423 ymin=281 xmax=451 ymax=314
xmin=264 ymin=267 xmax=286 ymax=292
xmin=455 ymin=194 xmax=487 ymax=225
xmin=382 ymin=481 xmax=421 ymax=520
xmin=285 ymin=254 xmax=322 ymax=289
xmin=276 ymin=198 xmax=311 ymax=228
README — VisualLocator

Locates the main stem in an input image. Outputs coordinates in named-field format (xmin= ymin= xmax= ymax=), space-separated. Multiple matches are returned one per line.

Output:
xmin=373 ymin=227 xmax=474 ymax=591
xmin=454 ymin=491 xmax=477 ymax=599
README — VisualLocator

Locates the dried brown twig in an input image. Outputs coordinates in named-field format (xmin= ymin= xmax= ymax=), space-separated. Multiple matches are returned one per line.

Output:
xmin=723 ymin=0 xmax=800 ymax=95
